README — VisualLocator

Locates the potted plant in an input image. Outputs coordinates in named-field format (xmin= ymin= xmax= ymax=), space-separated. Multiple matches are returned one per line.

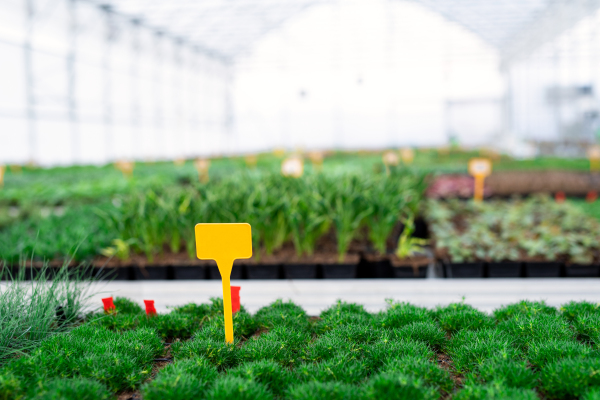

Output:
xmin=390 ymin=214 xmax=430 ymax=278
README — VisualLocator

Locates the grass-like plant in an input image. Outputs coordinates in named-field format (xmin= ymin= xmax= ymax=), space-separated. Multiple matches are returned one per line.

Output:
xmin=31 ymin=377 xmax=112 ymax=400
xmin=541 ymin=357 xmax=600 ymax=399
xmin=365 ymin=371 xmax=438 ymax=400
xmin=286 ymin=381 xmax=363 ymax=400
xmin=526 ymin=339 xmax=595 ymax=368
xmin=463 ymin=357 xmax=537 ymax=389
xmin=381 ymin=356 xmax=453 ymax=394
xmin=453 ymin=383 xmax=538 ymax=400
xmin=376 ymin=301 xmax=434 ymax=329
xmin=228 ymin=360 xmax=295 ymax=396
xmin=3 ymin=325 xmax=162 ymax=392
xmin=141 ymin=358 xmax=218 ymax=400
xmin=0 ymin=262 xmax=95 ymax=364
xmin=394 ymin=322 xmax=447 ymax=351
xmin=204 ymin=375 xmax=274 ymax=400
xmin=493 ymin=300 xmax=556 ymax=322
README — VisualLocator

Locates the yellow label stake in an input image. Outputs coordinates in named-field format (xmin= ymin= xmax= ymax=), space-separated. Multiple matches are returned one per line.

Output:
xmin=468 ymin=158 xmax=492 ymax=202
xmin=195 ymin=223 xmax=252 ymax=343
xmin=0 ymin=165 xmax=5 ymax=187
xmin=588 ymin=146 xmax=600 ymax=172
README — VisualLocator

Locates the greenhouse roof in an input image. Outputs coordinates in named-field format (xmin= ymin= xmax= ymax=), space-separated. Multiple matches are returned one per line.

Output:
xmin=94 ymin=0 xmax=595 ymax=61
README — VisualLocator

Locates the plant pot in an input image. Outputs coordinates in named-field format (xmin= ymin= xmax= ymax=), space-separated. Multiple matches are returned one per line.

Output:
xmin=92 ymin=267 xmax=131 ymax=281
xmin=173 ymin=266 xmax=206 ymax=280
xmin=445 ymin=262 xmax=484 ymax=278
xmin=487 ymin=262 xmax=522 ymax=278
xmin=208 ymin=265 xmax=244 ymax=280
xmin=283 ymin=264 xmax=317 ymax=279
xmin=368 ymin=260 xmax=393 ymax=278
xmin=322 ymin=263 xmax=357 ymax=279
xmin=247 ymin=264 xmax=281 ymax=279
xmin=525 ymin=262 xmax=562 ymax=277
xmin=133 ymin=266 xmax=168 ymax=280
xmin=393 ymin=265 xmax=427 ymax=278
xmin=565 ymin=264 xmax=600 ymax=277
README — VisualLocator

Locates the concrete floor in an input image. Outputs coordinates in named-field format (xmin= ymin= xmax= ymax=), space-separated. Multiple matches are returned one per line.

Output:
xmin=88 ymin=278 xmax=600 ymax=315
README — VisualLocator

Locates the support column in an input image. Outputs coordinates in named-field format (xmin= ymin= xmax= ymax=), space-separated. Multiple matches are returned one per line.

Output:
xmin=67 ymin=0 xmax=78 ymax=163
xmin=130 ymin=21 xmax=141 ymax=160
xmin=24 ymin=0 xmax=36 ymax=164
xmin=102 ymin=6 xmax=114 ymax=163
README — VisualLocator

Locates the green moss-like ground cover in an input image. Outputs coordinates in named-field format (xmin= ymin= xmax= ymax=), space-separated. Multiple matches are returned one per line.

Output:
xmin=1 ymin=298 xmax=600 ymax=399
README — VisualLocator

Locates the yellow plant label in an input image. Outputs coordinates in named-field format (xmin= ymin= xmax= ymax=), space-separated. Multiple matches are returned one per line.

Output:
xmin=468 ymin=158 xmax=492 ymax=201
xmin=273 ymin=148 xmax=286 ymax=157
xmin=588 ymin=146 xmax=600 ymax=171
xmin=282 ymin=157 xmax=304 ymax=178
xmin=400 ymin=148 xmax=415 ymax=164
xmin=468 ymin=158 xmax=492 ymax=178
xmin=194 ymin=158 xmax=210 ymax=183
xmin=382 ymin=151 xmax=399 ymax=166
xmin=195 ymin=223 xmax=252 ymax=343
xmin=245 ymin=155 xmax=258 ymax=168
xmin=308 ymin=151 xmax=324 ymax=166
xmin=0 ymin=165 xmax=5 ymax=187
xmin=115 ymin=161 xmax=134 ymax=178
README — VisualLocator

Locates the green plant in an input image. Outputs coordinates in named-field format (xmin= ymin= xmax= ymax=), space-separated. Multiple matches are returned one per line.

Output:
xmin=365 ymin=372 xmax=438 ymax=400
xmin=141 ymin=358 xmax=218 ymax=400
xmin=228 ymin=360 xmax=294 ymax=396
xmin=395 ymin=322 xmax=447 ymax=350
xmin=541 ymin=357 xmax=600 ymax=399
xmin=395 ymin=214 xmax=428 ymax=259
xmin=454 ymin=383 xmax=538 ymax=400
xmin=3 ymin=325 xmax=162 ymax=392
xmin=286 ymin=381 xmax=363 ymax=400
xmin=31 ymin=377 xmax=112 ymax=400
xmin=204 ymin=376 xmax=274 ymax=400
xmin=172 ymin=338 xmax=241 ymax=370
xmin=464 ymin=357 xmax=537 ymax=389
xmin=381 ymin=357 xmax=453 ymax=393
xmin=526 ymin=339 xmax=594 ymax=368
xmin=0 ymin=262 xmax=95 ymax=364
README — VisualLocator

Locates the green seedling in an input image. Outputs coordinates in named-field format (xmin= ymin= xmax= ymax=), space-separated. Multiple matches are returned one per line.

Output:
xmin=365 ymin=372 xmax=438 ymax=400
xmin=395 ymin=214 xmax=428 ymax=259
xmin=286 ymin=381 xmax=364 ymax=400
xmin=381 ymin=356 xmax=453 ymax=393
xmin=228 ymin=360 xmax=295 ymax=396
xmin=141 ymin=358 xmax=218 ymax=400
xmin=204 ymin=376 xmax=273 ymax=400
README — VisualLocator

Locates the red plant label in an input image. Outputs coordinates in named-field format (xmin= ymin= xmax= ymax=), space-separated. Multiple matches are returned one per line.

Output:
xmin=144 ymin=300 xmax=157 ymax=316
xmin=231 ymin=286 xmax=241 ymax=314
xmin=102 ymin=297 xmax=115 ymax=313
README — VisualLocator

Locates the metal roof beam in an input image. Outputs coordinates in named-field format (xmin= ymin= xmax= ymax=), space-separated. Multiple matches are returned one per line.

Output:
xmin=500 ymin=0 xmax=600 ymax=67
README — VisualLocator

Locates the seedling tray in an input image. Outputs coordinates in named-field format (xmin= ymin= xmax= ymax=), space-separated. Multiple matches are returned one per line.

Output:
xmin=444 ymin=262 xmax=484 ymax=278
xmin=565 ymin=264 xmax=600 ymax=277
xmin=487 ymin=262 xmax=522 ymax=278
xmin=246 ymin=264 xmax=281 ymax=279
xmin=283 ymin=264 xmax=318 ymax=279
xmin=173 ymin=266 xmax=206 ymax=280
xmin=321 ymin=263 xmax=357 ymax=279
xmin=525 ymin=262 xmax=562 ymax=277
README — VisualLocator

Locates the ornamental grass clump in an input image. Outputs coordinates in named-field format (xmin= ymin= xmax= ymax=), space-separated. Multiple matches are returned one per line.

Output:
xmin=0 ymin=262 xmax=95 ymax=365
